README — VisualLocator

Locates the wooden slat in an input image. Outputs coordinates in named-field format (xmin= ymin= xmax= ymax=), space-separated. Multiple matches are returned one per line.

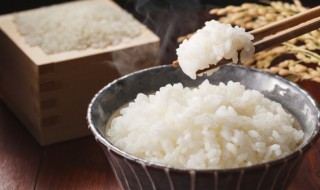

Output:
xmin=0 ymin=101 xmax=42 ymax=190
xmin=35 ymin=137 xmax=118 ymax=190
xmin=288 ymin=80 xmax=320 ymax=190
xmin=289 ymin=139 xmax=320 ymax=190
xmin=0 ymin=0 xmax=160 ymax=145
xmin=37 ymin=56 xmax=121 ymax=145
xmin=0 ymin=29 xmax=42 ymax=139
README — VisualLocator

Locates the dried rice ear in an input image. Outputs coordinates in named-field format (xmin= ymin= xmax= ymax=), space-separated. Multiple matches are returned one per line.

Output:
xmin=204 ymin=0 xmax=320 ymax=83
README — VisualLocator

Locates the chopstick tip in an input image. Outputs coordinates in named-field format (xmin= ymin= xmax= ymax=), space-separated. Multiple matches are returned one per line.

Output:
xmin=173 ymin=60 xmax=180 ymax=67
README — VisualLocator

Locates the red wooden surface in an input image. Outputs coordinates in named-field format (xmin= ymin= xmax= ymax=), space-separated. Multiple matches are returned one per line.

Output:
xmin=0 ymin=101 xmax=42 ymax=190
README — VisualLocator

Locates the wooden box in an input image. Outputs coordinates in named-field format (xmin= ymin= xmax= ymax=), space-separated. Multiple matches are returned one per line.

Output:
xmin=0 ymin=0 xmax=160 ymax=145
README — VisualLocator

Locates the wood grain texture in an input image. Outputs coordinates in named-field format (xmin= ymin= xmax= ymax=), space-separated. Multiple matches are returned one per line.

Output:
xmin=0 ymin=96 xmax=319 ymax=189
xmin=0 ymin=0 xmax=160 ymax=65
xmin=0 ymin=102 xmax=42 ymax=190
xmin=289 ymin=139 xmax=320 ymax=190
xmin=0 ymin=28 xmax=41 ymax=140
xmin=0 ymin=0 xmax=160 ymax=145
xmin=35 ymin=137 xmax=118 ymax=190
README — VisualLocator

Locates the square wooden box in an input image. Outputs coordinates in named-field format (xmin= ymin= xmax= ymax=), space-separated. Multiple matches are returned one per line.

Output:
xmin=0 ymin=0 xmax=160 ymax=145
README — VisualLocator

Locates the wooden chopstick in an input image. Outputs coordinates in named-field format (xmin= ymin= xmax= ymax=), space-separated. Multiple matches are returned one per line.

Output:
xmin=251 ymin=5 xmax=320 ymax=53
xmin=251 ymin=6 xmax=320 ymax=42
xmin=173 ymin=6 xmax=320 ymax=74
xmin=253 ymin=15 xmax=320 ymax=53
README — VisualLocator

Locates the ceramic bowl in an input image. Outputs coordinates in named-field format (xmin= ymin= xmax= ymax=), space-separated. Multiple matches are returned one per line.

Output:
xmin=87 ymin=64 xmax=320 ymax=190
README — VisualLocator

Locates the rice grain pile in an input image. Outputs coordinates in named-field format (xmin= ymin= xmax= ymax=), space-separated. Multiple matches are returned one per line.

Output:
xmin=107 ymin=80 xmax=304 ymax=169
xmin=14 ymin=0 xmax=143 ymax=54
xmin=176 ymin=20 xmax=255 ymax=79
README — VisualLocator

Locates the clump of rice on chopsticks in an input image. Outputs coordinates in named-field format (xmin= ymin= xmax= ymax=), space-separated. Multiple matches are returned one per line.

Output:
xmin=176 ymin=20 xmax=255 ymax=79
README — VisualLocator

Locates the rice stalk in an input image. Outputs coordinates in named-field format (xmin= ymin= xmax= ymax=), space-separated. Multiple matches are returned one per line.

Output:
xmin=178 ymin=0 xmax=320 ymax=83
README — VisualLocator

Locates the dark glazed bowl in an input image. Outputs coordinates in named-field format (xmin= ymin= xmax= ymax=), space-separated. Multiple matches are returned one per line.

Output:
xmin=87 ymin=64 xmax=320 ymax=190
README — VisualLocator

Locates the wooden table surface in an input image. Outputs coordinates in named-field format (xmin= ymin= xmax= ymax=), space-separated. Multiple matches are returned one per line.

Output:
xmin=0 ymin=97 xmax=319 ymax=190
xmin=1 ymin=1 xmax=320 ymax=189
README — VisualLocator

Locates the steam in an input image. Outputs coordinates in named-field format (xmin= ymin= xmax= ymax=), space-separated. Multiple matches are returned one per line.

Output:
xmin=133 ymin=0 xmax=204 ymax=64
xmin=111 ymin=43 xmax=160 ymax=75
xmin=108 ymin=0 xmax=207 ymax=75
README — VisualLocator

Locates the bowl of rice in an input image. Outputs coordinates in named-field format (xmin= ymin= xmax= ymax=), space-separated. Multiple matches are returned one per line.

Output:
xmin=87 ymin=64 xmax=320 ymax=190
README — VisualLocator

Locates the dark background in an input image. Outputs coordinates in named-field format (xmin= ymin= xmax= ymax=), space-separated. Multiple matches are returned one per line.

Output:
xmin=0 ymin=0 xmax=318 ymax=15
xmin=0 ymin=0 xmax=318 ymax=65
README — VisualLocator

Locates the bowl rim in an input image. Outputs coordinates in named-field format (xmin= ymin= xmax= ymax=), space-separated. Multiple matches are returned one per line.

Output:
xmin=87 ymin=64 xmax=320 ymax=173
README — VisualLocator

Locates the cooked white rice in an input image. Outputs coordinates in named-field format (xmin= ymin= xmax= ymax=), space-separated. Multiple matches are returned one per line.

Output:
xmin=107 ymin=80 xmax=304 ymax=169
xmin=14 ymin=0 xmax=143 ymax=54
xmin=176 ymin=20 xmax=255 ymax=79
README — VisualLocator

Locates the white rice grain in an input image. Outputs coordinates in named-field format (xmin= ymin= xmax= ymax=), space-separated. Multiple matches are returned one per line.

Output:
xmin=176 ymin=20 xmax=254 ymax=79
xmin=14 ymin=0 xmax=143 ymax=54
xmin=107 ymin=80 xmax=304 ymax=169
